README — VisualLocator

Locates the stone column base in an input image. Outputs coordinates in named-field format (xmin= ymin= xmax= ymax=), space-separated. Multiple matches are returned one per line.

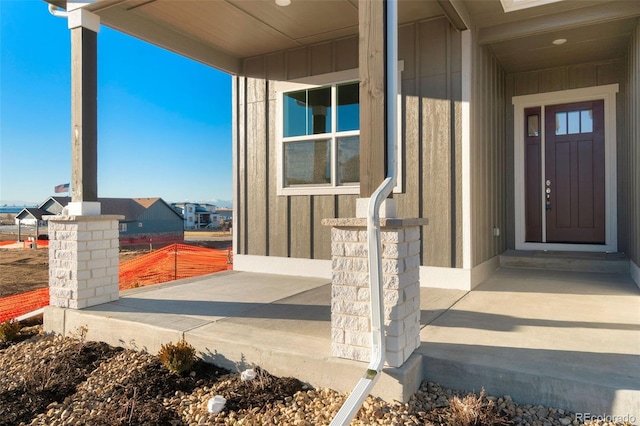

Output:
xmin=46 ymin=214 xmax=124 ymax=309
xmin=322 ymin=217 xmax=428 ymax=368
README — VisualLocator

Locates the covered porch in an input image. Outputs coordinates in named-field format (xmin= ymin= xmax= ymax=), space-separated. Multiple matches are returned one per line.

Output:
xmin=44 ymin=264 xmax=640 ymax=417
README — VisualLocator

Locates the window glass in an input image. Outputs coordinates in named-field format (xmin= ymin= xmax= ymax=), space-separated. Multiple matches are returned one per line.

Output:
xmin=284 ymin=139 xmax=331 ymax=186
xmin=337 ymin=83 xmax=359 ymax=132
xmin=308 ymin=87 xmax=331 ymax=134
xmin=555 ymin=112 xmax=567 ymax=135
xmin=283 ymin=90 xmax=308 ymax=137
xmin=567 ymin=111 xmax=580 ymax=134
xmin=283 ymin=87 xmax=332 ymax=137
xmin=581 ymin=109 xmax=593 ymax=133
xmin=527 ymin=114 xmax=539 ymax=137
xmin=337 ymin=136 xmax=360 ymax=185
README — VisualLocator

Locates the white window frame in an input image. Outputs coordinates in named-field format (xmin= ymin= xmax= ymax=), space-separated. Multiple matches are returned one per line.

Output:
xmin=276 ymin=63 xmax=404 ymax=196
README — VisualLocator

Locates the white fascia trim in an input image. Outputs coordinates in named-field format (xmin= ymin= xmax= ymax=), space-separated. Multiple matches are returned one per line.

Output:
xmin=512 ymin=84 xmax=619 ymax=253
xmin=419 ymin=256 xmax=499 ymax=291
xmin=631 ymin=259 xmax=640 ymax=290
xmin=233 ymin=254 xmax=332 ymax=279
xmin=461 ymin=30 xmax=472 ymax=270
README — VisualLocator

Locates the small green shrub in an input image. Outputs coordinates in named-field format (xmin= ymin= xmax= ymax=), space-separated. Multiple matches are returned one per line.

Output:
xmin=158 ymin=339 xmax=196 ymax=375
xmin=0 ymin=320 xmax=22 ymax=342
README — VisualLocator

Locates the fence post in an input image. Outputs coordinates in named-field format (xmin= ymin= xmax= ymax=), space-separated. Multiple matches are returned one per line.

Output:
xmin=174 ymin=243 xmax=178 ymax=281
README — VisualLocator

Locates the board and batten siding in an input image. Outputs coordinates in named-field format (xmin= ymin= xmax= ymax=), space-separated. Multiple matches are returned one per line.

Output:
xmin=234 ymin=17 xmax=464 ymax=267
xmin=504 ymin=57 xmax=628 ymax=253
xmin=470 ymin=41 xmax=507 ymax=267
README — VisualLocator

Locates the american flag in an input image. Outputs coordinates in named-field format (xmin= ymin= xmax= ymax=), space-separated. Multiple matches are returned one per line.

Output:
xmin=54 ymin=183 xmax=70 ymax=193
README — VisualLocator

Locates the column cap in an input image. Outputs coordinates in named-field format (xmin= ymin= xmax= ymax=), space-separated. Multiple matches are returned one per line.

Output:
xmin=68 ymin=8 xmax=100 ymax=32
xmin=44 ymin=215 xmax=124 ymax=222
xmin=321 ymin=217 xmax=428 ymax=228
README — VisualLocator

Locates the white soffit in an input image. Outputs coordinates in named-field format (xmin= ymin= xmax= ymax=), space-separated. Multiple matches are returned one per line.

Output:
xmin=500 ymin=0 xmax=564 ymax=13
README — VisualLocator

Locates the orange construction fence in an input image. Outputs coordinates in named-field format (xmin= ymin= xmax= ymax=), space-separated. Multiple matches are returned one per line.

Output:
xmin=119 ymin=243 xmax=232 ymax=289
xmin=0 ymin=288 xmax=49 ymax=323
xmin=0 ymin=244 xmax=232 ymax=323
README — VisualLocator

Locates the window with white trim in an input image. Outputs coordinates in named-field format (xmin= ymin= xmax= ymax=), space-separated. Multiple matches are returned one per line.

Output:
xmin=276 ymin=65 xmax=403 ymax=196
xmin=281 ymin=81 xmax=359 ymax=191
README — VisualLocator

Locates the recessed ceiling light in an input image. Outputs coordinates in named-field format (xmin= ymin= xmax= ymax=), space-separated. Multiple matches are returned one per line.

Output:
xmin=275 ymin=0 xmax=291 ymax=6
xmin=552 ymin=38 xmax=567 ymax=45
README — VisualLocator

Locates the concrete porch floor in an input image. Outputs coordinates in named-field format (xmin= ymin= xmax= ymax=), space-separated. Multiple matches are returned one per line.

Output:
xmin=44 ymin=268 xmax=640 ymax=418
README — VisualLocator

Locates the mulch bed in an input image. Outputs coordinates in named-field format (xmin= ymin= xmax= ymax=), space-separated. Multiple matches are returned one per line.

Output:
xmin=0 ymin=318 xmax=304 ymax=426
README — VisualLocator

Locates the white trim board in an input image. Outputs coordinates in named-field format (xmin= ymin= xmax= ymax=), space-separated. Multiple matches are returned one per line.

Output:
xmin=233 ymin=255 xmax=332 ymax=279
xmin=461 ymin=29 xmax=472 ymax=270
xmin=512 ymin=84 xmax=619 ymax=252
xmin=631 ymin=260 xmax=640 ymax=290
xmin=419 ymin=256 xmax=500 ymax=291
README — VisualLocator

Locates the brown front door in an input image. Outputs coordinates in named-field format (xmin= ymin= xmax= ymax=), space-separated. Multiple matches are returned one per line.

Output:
xmin=544 ymin=100 xmax=605 ymax=244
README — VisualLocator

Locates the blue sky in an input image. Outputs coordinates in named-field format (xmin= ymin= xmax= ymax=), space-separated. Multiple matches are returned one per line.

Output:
xmin=1 ymin=0 xmax=232 ymax=206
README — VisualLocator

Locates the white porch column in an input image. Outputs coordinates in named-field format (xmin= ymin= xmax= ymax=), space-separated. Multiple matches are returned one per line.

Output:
xmin=45 ymin=6 xmax=121 ymax=312
xmin=322 ymin=217 xmax=427 ymax=368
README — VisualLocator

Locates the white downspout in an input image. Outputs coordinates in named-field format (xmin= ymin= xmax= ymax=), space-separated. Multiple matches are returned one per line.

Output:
xmin=48 ymin=4 xmax=69 ymax=18
xmin=329 ymin=0 xmax=398 ymax=424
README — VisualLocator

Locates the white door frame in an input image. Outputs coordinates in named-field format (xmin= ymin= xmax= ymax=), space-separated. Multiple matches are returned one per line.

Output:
xmin=512 ymin=84 xmax=619 ymax=252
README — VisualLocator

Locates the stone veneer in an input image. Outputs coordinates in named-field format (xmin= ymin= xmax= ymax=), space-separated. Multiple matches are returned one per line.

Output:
xmin=322 ymin=218 xmax=427 ymax=368
xmin=46 ymin=215 xmax=123 ymax=309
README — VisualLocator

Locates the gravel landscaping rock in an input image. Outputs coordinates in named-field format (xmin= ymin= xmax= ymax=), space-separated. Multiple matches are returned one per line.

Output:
xmin=0 ymin=327 xmax=635 ymax=426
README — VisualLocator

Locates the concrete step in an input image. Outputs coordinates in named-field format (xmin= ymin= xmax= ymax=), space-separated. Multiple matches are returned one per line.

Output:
xmin=419 ymin=346 xmax=640 ymax=419
xmin=500 ymin=250 xmax=629 ymax=274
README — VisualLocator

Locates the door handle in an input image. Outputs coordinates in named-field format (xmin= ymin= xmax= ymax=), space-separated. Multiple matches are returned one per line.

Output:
xmin=545 ymin=180 xmax=551 ymax=211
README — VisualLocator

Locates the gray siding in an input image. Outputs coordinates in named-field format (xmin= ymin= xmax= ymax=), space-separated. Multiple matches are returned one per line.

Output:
xmin=471 ymin=42 xmax=507 ymax=267
xmin=134 ymin=201 xmax=184 ymax=234
xmin=236 ymin=38 xmax=358 ymax=260
xmin=622 ymin=19 xmax=640 ymax=265
xmin=396 ymin=19 xmax=463 ymax=268
xmin=234 ymin=18 xmax=463 ymax=266
xmin=504 ymin=58 xmax=628 ymax=252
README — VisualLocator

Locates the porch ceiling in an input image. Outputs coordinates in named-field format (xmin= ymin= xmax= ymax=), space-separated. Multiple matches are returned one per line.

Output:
xmin=75 ymin=0 xmax=444 ymax=74
xmin=54 ymin=0 xmax=640 ymax=75
xmin=466 ymin=0 xmax=640 ymax=73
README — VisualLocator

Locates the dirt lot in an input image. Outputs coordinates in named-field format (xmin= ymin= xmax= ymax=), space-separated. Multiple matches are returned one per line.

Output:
xmin=0 ymin=233 xmax=231 ymax=299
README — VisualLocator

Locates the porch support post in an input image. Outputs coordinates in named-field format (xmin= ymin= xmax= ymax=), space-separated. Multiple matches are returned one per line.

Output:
xmin=44 ymin=6 xmax=123 ymax=321
xmin=358 ymin=0 xmax=386 ymax=199
xmin=69 ymin=7 xmax=100 ymax=215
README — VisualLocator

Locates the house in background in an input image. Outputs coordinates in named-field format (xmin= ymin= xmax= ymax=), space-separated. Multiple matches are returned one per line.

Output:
xmin=171 ymin=202 xmax=223 ymax=230
xmin=215 ymin=207 xmax=233 ymax=223
xmin=15 ymin=208 xmax=46 ymax=228
xmin=16 ymin=196 xmax=184 ymax=246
